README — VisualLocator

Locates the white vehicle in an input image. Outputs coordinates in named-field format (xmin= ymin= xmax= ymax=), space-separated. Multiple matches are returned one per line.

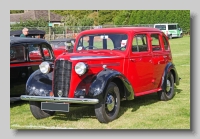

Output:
xmin=154 ymin=23 xmax=183 ymax=39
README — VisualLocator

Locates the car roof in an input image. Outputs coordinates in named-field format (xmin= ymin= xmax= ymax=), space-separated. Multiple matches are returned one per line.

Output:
xmin=80 ymin=27 xmax=162 ymax=34
xmin=10 ymin=36 xmax=48 ymax=46
xmin=10 ymin=29 xmax=46 ymax=36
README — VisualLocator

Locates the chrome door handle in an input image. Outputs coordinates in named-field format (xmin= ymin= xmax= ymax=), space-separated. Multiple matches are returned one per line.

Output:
xmin=130 ymin=59 xmax=135 ymax=62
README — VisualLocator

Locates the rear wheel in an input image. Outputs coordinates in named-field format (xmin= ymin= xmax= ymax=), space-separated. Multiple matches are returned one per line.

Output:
xmin=95 ymin=82 xmax=120 ymax=123
xmin=30 ymin=101 xmax=55 ymax=119
xmin=158 ymin=72 xmax=175 ymax=101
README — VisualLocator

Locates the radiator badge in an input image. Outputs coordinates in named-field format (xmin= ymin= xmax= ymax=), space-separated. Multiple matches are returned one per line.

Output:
xmin=58 ymin=90 xmax=63 ymax=97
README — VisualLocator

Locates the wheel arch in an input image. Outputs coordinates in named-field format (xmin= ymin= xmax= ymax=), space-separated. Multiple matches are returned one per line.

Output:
xmin=161 ymin=62 xmax=180 ymax=90
xmin=26 ymin=69 xmax=53 ymax=96
xmin=88 ymin=69 xmax=134 ymax=102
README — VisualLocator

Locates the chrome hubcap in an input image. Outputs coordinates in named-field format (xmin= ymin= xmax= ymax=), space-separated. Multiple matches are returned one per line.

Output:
xmin=166 ymin=79 xmax=171 ymax=92
xmin=106 ymin=94 xmax=115 ymax=111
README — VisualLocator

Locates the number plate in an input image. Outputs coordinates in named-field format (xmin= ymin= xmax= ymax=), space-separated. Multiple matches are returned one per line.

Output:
xmin=41 ymin=102 xmax=69 ymax=112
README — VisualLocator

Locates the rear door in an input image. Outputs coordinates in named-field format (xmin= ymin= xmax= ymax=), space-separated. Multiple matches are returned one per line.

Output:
xmin=150 ymin=33 xmax=167 ymax=89
xmin=128 ymin=33 xmax=154 ymax=94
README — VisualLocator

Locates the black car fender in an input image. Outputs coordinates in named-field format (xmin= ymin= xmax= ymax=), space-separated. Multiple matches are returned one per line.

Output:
xmin=88 ymin=68 xmax=134 ymax=102
xmin=26 ymin=69 xmax=53 ymax=96
xmin=161 ymin=62 xmax=180 ymax=90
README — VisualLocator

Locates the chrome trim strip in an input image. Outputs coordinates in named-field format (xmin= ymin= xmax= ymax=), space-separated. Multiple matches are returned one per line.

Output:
xmin=89 ymin=63 xmax=120 ymax=67
xmin=20 ymin=95 xmax=99 ymax=104
xmin=70 ymin=56 xmax=121 ymax=60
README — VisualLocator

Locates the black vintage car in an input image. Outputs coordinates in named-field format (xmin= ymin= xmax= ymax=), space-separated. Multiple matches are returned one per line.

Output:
xmin=10 ymin=37 xmax=55 ymax=102
xmin=10 ymin=29 xmax=46 ymax=38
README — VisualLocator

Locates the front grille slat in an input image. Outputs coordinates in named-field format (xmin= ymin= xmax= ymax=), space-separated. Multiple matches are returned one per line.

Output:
xmin=53 ymin=60 xmax=72 ymax=97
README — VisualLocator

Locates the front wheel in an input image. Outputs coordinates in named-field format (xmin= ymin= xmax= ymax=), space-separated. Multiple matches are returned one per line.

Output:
xmin=95 ymin=82 xmax=120 ymax=123
xmin=30 ymin=101 xmax=55 ymax=119
xmin=158 ymin=72 xmax=175 ymax=101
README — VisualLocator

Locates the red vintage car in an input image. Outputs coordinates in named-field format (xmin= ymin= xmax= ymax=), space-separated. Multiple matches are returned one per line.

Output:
xmin=10 ymin=37 xmax=55 ymax=102
xmin=49 ymin=38 xmax=75 ymax=57
xmin=21 ymin=27 xmax=180 ymax=123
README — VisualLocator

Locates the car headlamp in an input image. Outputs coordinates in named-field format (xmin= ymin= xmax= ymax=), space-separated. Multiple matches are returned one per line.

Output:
xmin=75 ymin=62 xmax=87 ymax=76
xmin=39 ymin=62 xmax=50 ymax=74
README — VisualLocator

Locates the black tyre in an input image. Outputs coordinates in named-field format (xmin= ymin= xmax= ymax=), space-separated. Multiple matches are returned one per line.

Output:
xmin=30 ymin=101 xmax=55 ymax=119
xmin=158 ymin=72 xmax=175 ymax=101
xmin=95 ymin=82 xmax=120 ymax=123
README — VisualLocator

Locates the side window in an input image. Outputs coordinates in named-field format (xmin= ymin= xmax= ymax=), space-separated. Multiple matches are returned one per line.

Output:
xmin=10 ymin=45 xmax=25 ymax=62
xmin=28 ymin=44 xmax=42 ymax=61
xmin=41 ymin=44 xmax=52 ymax=60
xmin=151 ymin=34 xmax=161 ymax=51
xmin=162 ymin=36 xmax=169 ymax=50
xmin=132 ymin=34 xmax=148 ymax=52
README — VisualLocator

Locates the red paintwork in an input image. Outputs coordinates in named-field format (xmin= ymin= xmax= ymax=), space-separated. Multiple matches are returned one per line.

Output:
xmin=54 ymin=27 xmax=172 ymax=98
xmin=52 ymin=48 xmax=66 ymax=58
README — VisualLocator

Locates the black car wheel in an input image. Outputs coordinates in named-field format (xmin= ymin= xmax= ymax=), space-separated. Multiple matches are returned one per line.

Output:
xmin=95 ymin=82 xmax=120 ymax=123
xmin=30 ymin=101 xmax=55 ymax=119
xmin=158 ymin=72 xmax=175 ymax=101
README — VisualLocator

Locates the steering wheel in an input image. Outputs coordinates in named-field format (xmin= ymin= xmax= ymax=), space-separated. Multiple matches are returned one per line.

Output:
xmin=113 ymin=46 xmax=126 ymax=50
xmin=84 ymin=46 xmax=98 ymax=50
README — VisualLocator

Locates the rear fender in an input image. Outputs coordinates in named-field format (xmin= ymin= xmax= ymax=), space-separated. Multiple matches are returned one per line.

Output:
xmin=161 ymin=62 xmax=180 ymax=90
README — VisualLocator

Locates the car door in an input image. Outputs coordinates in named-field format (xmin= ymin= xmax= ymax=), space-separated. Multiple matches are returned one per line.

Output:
xmin=128 ymin=33 xmax=154 ymax=94
xmin=150 ymin=33 xmax=167 ymax=89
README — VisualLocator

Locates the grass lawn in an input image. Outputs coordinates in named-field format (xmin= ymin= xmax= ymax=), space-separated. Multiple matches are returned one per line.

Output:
xmin=10 ymin=36 xmax=190 ymax=129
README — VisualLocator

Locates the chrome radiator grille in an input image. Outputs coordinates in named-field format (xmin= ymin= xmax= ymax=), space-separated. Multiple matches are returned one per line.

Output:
xmin=53 ymin=60 xmax=72 ymax=97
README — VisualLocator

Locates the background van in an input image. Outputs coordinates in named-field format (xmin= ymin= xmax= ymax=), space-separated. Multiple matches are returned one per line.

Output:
xmin=154 ymin=23 xmax=183 ymax=39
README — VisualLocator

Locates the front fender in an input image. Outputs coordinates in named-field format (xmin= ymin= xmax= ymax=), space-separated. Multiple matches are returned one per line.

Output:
xmin=26 ymin=69 xmax=53 ymax=96
xmin=88 ymin=69 xmax=134 ymax=102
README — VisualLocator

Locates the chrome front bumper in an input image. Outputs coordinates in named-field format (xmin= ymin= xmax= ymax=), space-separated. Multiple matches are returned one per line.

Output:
xmin=20 ymin=95 xmax=99 ymax=104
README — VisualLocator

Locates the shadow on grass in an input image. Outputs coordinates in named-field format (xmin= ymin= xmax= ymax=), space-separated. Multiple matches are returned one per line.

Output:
xmin=52 ymin=105 xmax=96 ymax=121
xmin=175 ymin=86 xmax=182 ymax=94
xmin=52 ymin=93 xmax=162 ymax=122
xmin=10 ymin=100 xmax=29 ymax=108
xmin=11 ymin=87 xmax=183 ymax=122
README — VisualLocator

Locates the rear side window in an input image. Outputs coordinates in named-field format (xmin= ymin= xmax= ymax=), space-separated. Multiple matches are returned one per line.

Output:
xmin=151 ymin=34 xmax=161 ymax=51
xmin=10 ymin=45 xmax=25 ymax=62
xmin=162 ymin=36 xmax=169 ymax=50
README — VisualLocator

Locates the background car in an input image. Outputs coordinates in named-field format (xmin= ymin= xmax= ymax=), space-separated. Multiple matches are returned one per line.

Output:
xmin=10 ymin=37 xmax=55 ymax=102
xmin=49 ymin=38 xmax=75 ymax=57
xmin=10 ymin=29 xmax=45 ymax=39
xmin=154 ymin=23 xmax=183 ymax=39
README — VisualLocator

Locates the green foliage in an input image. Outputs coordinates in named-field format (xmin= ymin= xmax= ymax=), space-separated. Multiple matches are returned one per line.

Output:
xmin=114 ymin=10 xmax=132 ymax=25
xmin=10 ymin=18 xmax=48 ymax=29
xmin=10 ymin=10 xmax=190 ymax=34
xmin=98 ymin=10 xmax=120 ymax=25
xmin=52 ymin=10 xmax=93 ymax=20
xmin=10 ymin=10 xmax=24 ymax=14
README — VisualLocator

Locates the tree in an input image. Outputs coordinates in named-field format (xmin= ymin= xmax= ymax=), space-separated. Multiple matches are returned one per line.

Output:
xmin=114 ymin=10 xmax=132 ymax=25
xmin=10 ymin=10 xmax=24 ymax=14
